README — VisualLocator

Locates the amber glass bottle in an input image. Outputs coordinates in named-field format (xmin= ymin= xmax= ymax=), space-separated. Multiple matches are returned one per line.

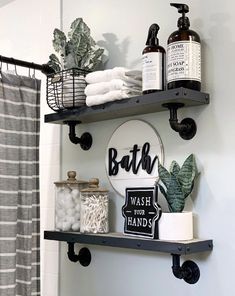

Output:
xmin=142 ymin=24 xmax=165 ymax=94
xmin=167 ymin=3 xmax=201 ymax=91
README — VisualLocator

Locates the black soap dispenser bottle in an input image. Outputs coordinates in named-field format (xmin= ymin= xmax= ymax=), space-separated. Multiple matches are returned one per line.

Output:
xmin=142 ymin=24 xmax=165 ymax=94
xmin=167 ymin=3 xmax=201 ymax=91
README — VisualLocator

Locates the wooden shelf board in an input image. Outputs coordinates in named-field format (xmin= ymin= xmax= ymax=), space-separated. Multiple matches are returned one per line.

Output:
xmin=44 ymin=87 xmax=209 ymax=124
xmin=44 ymin=230 xmax=213 ymax=255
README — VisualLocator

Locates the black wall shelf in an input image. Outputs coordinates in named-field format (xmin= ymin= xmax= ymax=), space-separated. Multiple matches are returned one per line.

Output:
xmin=45 ymin=87 xmax=209 ymax=124
xmin=44 ymin=231 xmax=213 ymax=284
xmin=44 ymin=231 xmax=212 ymax=255
xmin=44 ymin=87 xmax=209 ymax=145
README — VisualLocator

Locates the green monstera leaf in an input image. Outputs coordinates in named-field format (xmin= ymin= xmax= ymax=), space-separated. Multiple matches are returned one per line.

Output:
xmin=82 ymin=47 xmax=104 ymax=70
xmin=76 ymin=35 xmax=92 ymax=61
xmin=53 ymin=29 xmax=67 ymax=54
xmin=48 ymin=18 xmax=106 ymax=71
xmin=63 ymin=53 xmax=78 ymax=69
xmin=47 ymin=54 xmax=61 ymax=72
xmin=68 ymin=18 xmax=95 ymax=47
xmin=68 ymin=18 xmax=97 ymax=69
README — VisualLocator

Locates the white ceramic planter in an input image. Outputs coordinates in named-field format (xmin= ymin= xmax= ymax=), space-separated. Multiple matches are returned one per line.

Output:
xmin=158 ymin=211 xmax=193 ymax=241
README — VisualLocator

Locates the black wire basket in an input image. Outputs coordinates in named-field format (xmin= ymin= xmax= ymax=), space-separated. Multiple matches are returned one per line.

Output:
xmin=46 ymin=68 xmax=89 ymax=112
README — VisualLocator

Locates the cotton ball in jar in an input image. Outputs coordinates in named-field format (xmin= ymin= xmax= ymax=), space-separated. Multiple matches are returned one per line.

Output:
xmin=66 ymin=208 xmax=76 ymax=217
xmin=75 ymin=203 xmax=80 ymax=212
xmin=56 ymin=221 xmax=63 ymax=231
xmin=63 ymin=186 xmax=71 ymax=195
xmin=72 ymin=222 xmax=80 ymax=231
xmin=62 ymin=221 xmax=71 ymax=231
xmin=74 ymin=212 xmax=80 ymax=220
xmin=71 ymin=189 xmax=80 ymax=200
xmin=57 ymin=190 xmax=66 ymax=207
xmin=66 ymin=216 xmax=76 ymax=224
xmin=56 ymin=209 xmax=66 ymax=219
xmin=56 ymin=201 xmax=62 ymax=211
xmin=64 ymin=196 xmax=75 ymax=210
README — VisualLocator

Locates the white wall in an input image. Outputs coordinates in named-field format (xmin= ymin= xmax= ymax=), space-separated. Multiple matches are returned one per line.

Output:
xmin=0 ymin=1 xmax=61 ymax=296
xmin=59 ymin=0 xmax=235 ymax=295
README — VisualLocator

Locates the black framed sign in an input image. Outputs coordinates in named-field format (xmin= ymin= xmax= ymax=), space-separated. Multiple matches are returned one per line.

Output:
xmin=122 ymin=186 xmax=161 ymax=239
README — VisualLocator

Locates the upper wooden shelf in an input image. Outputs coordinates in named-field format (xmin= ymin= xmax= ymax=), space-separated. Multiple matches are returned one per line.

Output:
xmin=44 ymin=87 xmax=209 ymax=124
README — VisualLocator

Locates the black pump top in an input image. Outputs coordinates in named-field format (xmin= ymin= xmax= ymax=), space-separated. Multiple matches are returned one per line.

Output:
xmin=171 ymin=3 xmax=190 ymax=30
xmin=146 ymin=24 xmax=159 ymax=46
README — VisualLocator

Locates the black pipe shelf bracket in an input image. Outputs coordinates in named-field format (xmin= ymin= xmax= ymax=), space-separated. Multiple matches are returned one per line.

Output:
xmin=64 ymin=120 xmax=92 ymax=150
xmin=67 ymin=242 xmax=91 ymax=266
xmin=171 ymin=254 xmax=200 ymax=284
xmin=162 ymin=102 xmax=197 ymax=140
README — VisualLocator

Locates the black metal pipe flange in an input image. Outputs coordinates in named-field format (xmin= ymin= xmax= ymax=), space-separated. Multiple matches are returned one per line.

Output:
xmin=162 ymin=103 xmax=197 ymax=140
xmin=65 ymin=121 xmax=92 ymax=150
xmin=171 ymin=254 xmax=200 ymax=284
xmin=67 ymin=242 xmax=91 ymax=266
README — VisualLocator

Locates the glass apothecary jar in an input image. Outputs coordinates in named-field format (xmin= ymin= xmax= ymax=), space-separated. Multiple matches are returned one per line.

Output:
xmin=54 ymin=171 xmax=88 ymax=232
xmin=80 ymin=178 xmax=109 ymax=233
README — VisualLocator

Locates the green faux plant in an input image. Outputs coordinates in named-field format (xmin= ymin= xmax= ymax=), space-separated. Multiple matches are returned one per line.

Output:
xmin=157 ymin=154 xmax=198 ymax=213
xmin=47 ymin=18 xmax=105 ymax=72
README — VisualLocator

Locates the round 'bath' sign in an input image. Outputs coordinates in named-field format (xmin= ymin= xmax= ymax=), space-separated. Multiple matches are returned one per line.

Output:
xmin=105 ymin=119 xmax=164 ymax=197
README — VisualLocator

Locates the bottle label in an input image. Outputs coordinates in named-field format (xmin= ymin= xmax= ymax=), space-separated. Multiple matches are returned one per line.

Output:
xmin=142 ymin=52 xmax=164 ymax=91
xmin=167 ymin=41 xmax=201 ymax=83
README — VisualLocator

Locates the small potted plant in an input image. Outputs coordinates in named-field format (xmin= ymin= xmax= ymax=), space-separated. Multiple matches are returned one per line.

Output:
xmin=47 ymin=18 xmax=106 ymax=111
xmin=157 ymin=154 xmax=198 ymax=240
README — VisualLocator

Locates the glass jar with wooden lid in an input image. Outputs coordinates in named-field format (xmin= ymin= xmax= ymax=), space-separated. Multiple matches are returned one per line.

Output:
xmin=80 ymin=178 xmax=109 ymax=233
xmin=54 ymin=171 xmax=88 ymax=232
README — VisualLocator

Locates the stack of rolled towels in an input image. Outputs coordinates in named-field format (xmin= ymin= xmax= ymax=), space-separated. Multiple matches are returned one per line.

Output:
xmin=85 ymin=67 xmax=142 ymax=107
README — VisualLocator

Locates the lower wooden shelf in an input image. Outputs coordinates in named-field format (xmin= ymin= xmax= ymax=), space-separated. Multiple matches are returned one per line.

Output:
xmin=44 ymin=230 xmax=213 ymax=284
xmin=44 ymin=230 xmax=212 ymax=255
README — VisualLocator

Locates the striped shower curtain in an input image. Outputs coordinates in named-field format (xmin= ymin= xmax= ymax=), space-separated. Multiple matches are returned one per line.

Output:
xmin=0 ymin=72 xmax=41 ymax=296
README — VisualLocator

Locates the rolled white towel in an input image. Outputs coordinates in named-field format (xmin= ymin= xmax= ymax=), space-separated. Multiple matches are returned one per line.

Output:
xmin=86 ymin=89 xmax=142 ymax=107
xmin=85 ymin=67 xmax=142 ymax=84
xmin=85 ymin=79 xmax=141 ymax=96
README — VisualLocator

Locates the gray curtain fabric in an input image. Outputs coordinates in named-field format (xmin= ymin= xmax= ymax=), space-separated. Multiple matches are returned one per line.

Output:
xmin=0 ymin=72 xmax=41 ymax=296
